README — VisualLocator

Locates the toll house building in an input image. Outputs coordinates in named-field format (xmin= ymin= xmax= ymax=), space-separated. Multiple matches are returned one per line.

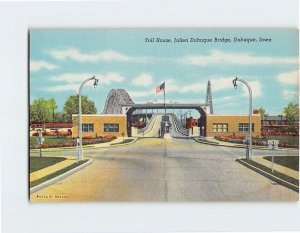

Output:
xmin=205 ymin=114 xmax=261 ymax=137
xmin=72 ymin=114 xmax=127 ymax=138
xmin=72 ymin=113 xmax=261 ymax=138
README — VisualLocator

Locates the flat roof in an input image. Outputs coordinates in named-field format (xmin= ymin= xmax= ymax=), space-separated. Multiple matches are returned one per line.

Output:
xmin=72 ymin=114 xmax=125 ymax=117
xmin=207 ymin=114 xmax=260 ymax=116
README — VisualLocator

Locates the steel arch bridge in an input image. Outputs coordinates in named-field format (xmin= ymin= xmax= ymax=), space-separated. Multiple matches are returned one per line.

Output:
xmin=102 ymin=89 xmax=135 ymax=114
xmin=102 ymin=89 xmax=209 ymax=136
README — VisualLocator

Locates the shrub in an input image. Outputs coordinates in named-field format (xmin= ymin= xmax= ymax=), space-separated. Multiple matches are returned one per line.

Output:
xmin=30 ymin=135 xmax=117 ymax=149
xmin=214 ymin=134 xmax=299 ymax=148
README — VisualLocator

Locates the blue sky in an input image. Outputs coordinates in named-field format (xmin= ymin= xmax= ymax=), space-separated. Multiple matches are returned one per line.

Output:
xmin=30 ymin=29 xmax=298 ymax=117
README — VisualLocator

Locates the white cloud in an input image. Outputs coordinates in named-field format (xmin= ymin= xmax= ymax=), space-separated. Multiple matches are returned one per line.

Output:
xmin=132 ymin=73 xmax=153 ymax=87
xmin=49 ymin=72 xmax=125 ymax=85
xmin=30 ymin=60 xmax=58 ymax=71
xmin=210 ymin=77 xmax=235 ymax=91
xmin=241 ymin=81 xmax=262 ymax=98
xmin=45 ymin=72 xmax=125 ymax=92
xmin=179 ymin=82 xmax=206 ymax=93
xmin=128 ymin=90 xmax=155 ymax=98
xmin=162 ymin=79 xmax=180 ymax=93
xmin=129 ymin=76 xmax=261 ymax=101
xmin=181 ymin=49 xmax=298 ymax=66
xmin=283 ymin=90 xmax=298 ymax=100
xmin=101 ymin=73 xmax=125 ymax=85
xmin=211 ymin=77 xmax=262 ymax=98
xmin=214 ymin=95 xmax=235 ymax=105
xmin=50 ymin=73 xmax=92 ymax=83
xmin=48 ymin=48 xmax=138 ymax=62
xmin=176 ymin=77 xmax=234 ymax=94
xmin=277 ymin=70 xmax=299 ymax=84
xmin=43 ymin=84 xmax=80 ymax=92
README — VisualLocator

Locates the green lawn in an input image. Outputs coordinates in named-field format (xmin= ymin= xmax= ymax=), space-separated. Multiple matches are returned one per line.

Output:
xmin=263 ymin=156 xmax=299 ymax=171
xmin=110 ymin=139 xmax=134 ymax=145
xmin=30 ymin=136 xmax=74 ymax=145
xmin=30 ymin=159 xmax=88 ymax=188
xmin=264 ymin=135 xmax=299 ymax=145
xmin=240 ymin=158 xmax=299 ymax=186
xmin=30 ymin=157 xmax=67 ymax=173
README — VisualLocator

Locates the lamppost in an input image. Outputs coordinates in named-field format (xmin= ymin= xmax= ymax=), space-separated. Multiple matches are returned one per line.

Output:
xmin=232 ymin=76 xmax=252 ymax=160
xmin=78 ymin=76 xmax=99 ymax=161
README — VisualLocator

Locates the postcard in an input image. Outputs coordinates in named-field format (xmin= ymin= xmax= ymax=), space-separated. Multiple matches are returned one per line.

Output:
xmin=29 ymin=29 xmax=299 ymax=202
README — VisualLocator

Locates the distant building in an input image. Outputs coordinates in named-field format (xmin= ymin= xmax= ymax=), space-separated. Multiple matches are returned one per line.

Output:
xmin=261 ymin=115 xmax=298 ymax=134
xmin=30 ymin=122 xmax=72 ymax=130
xmin=186 ymin=117 xmax=198 ymax=129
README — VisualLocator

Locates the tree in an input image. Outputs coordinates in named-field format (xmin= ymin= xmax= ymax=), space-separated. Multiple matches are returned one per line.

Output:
xmin=283 ymin=103 xmax=299 ymax=133
xmin=63 ymin=95 xmax=97 ymax=122
xmin=53 ymin=112 xmax=69 ymax=122
xmin=30 ymin=98 xmax=58 ymax=122
xmin=47 ymin=98 xmax=58 ymax=122
xmin=257 ymin=107 xmax=267 ymax=120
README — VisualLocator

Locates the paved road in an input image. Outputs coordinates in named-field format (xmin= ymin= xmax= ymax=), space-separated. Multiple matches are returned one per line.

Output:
xmin=142 ymin=114 xmax=162 ymax=137
xmin=137 ymin=113 xmax=188 ymax=138
xmin=30 ymin=138 xmax=298 ymax=202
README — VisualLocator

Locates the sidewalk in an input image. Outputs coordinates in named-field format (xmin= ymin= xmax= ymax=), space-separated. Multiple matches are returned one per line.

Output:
xmin=30 ymin=137 xmax=137 ymax=152
xmin=195 ymin=137 xmax=298 ymax=151
xmin=237 ymin=156 xmax=299 ymax=192
xmin=30 ymin=137 xmax=138 ymax=187
xmin=252 ymin=156 xmax=299 ymax=180
xmin=92 ymin=137 xmax=135 ymax=148
xmin=30 ymin=159 xmax=77 ymax=182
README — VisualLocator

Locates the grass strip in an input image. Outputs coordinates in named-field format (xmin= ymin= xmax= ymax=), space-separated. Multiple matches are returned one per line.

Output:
xmin=263 ymin=156 xmax=299 ymax=171
xmin=196 ymin=138 xmax=219 ymax=145
xmin=264 ymin=135 xmax=299 ymax=145
xmin=240 ymin=158 xmax=299 ymax=186
xmin=30 ymin=159 xmax=88 ymax=188
xmin=110 ymin=139 xmax=134 ymax=145
xmin=30 ymin=136 xmax=74 ymax=145
xmin=30 ymin=157 xmax=67 ymax=173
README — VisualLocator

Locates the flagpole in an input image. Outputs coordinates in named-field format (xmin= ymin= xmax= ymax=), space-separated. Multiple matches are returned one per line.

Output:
xmin=164 ymin=81 xmax=166 ymax=117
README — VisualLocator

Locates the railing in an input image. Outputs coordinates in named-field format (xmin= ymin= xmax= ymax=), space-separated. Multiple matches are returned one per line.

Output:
xmin=168 ymin=113 xmax=189 ymax=136
xmin=137 ymin=113 xmax=159 ymax=135
xmin=136 ymin=113 xmax=189 ymax=137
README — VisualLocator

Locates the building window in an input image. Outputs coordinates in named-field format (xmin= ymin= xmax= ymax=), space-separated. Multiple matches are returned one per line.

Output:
xmin=213 ymin=123 xmax=228 ymax=132
xmin=238 ymin=123 xmax=254 ymax=132
xmin=104 ymin=124 xmax=119 ymax=132
xmin=82 ymin=124 xmax=94 ymax=132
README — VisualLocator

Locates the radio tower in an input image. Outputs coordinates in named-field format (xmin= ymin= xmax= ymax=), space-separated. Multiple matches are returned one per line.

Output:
xmin=206 ymin=80 xmax=213 ymax=114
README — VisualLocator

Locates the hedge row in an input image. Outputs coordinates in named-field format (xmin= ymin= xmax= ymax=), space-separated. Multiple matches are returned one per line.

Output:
xmin=30 ymin=136 xmax=117 ymax=149
xmin=214 ymin=135 xmax=299 ymax=148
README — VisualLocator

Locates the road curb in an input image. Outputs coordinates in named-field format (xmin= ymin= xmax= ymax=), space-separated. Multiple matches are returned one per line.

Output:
xmin=109 ymin=138 xmax=139 ymax=147
xmin=30 ymin=138 xmax=139 ymax=153
xmin=236 ymin=158 xmax=299 ymax=193
xmin=194 ymin=138 xmax=298 ymax=151
xmin=194 ymin=138 xmax=246 ymax=148
xmin=30 ymin=159 xmax=92 ymax=194
xmin=194 ymin=138 xmax=220 ymax=146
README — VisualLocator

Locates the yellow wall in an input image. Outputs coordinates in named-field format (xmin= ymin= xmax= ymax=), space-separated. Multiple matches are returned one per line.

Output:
xmin=206 ymin=114 xmax=261 ymax=137
xmin=72 ymin=114 xmax=127 ymax=138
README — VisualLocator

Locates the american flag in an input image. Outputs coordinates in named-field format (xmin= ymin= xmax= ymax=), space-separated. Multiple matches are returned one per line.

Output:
xmin=156 ymin=82 xmax=165 ymax=94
